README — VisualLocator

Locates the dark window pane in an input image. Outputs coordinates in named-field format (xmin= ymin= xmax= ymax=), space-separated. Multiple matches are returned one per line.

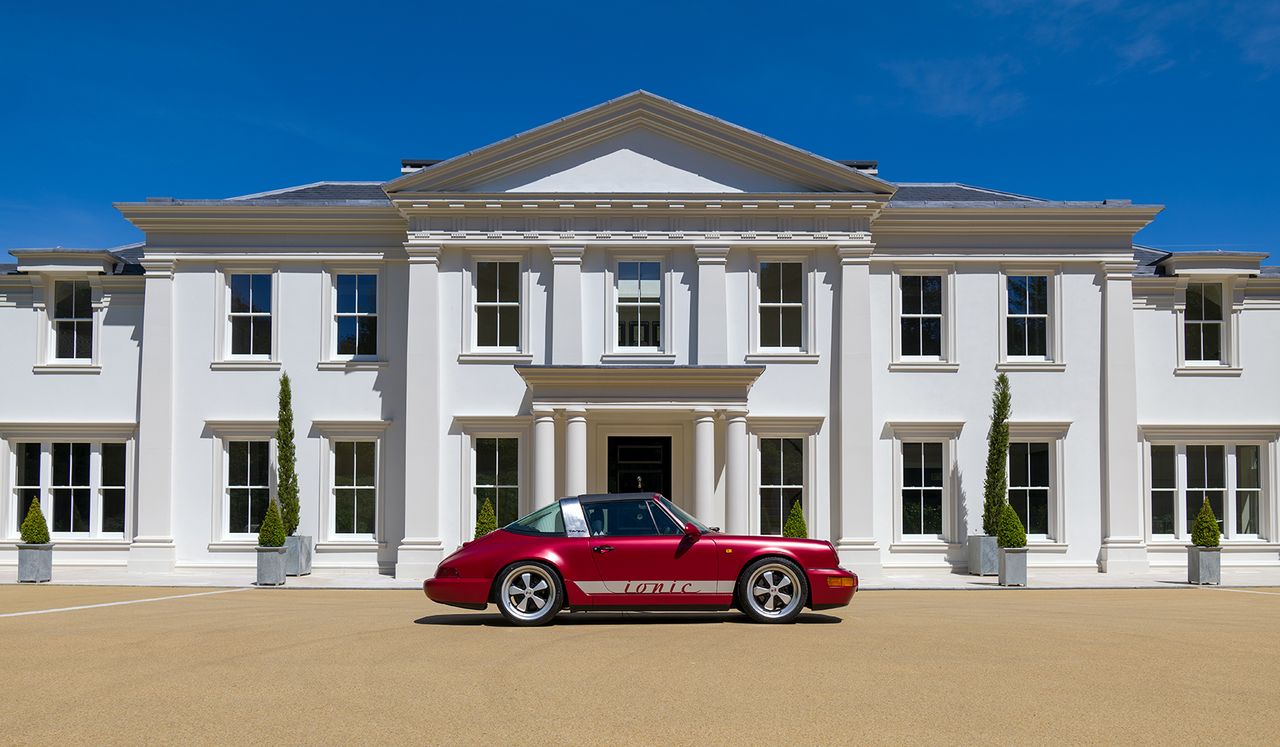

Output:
xmin=497 ymin=487 xmax=519 ymax=526
xmin=15 ymin=443 xmax=40 ymax=486
xmin=1237 ymin=445 xmax=1260 ymax=489
xmin=760 ymin=308 xmax=781 ymax=348
xmin=52 ymin=488 xmax=71 ymax=532
xmin=498 ymin=306 xmax=519 ymax=347
xmin=1185 ymin=324 xmax=1203 ymax=361
xmin=72 ymin=488 xmax=90 ymax=532
xmin=1151 ymin=445 xmax=1176 ymax=489
xmin=1010 ymin=489 xmax=1029 ymax=532
xmin=901 ymin=318 xmax=921 ymax=356
xmin=1007 ymin=276 xmax=1028 ymax=314
xmin=230 ymin=275 xmax=251 ymax=313
xmin=336 ymin=489 xmax=354 ymax=534
xmin=760 ymin=262 xmax=780 ymax=303
xmin=760 ymin=489 xmax=782 ymax=535
xmin=231 ymin=317 xmax=252 ymax=355
xmin=1201 ymin=325 xmax=1221 ymax=362
xmin=902 ymin=442 xmax=923 ymax=487
xmin=902 ymin=489 xmax=922 ymax=534
xmin=1007 ymin=318 xmax=1027 ymax=356
xmin=496 ymin=438 xmax=518 ymax=486
xmin=923 ymin=442 xmax=944 ymax=487
xmin=75 ymin=322 xmax=93 ymax=359
xmin=1205 ymin=445 xmax=1225 ymax=487
xmin=920 ymin=318 xmax=942 ymax=357
xmin=249 ymin=441 xmax=270 ymax=486
xmin=251 ymin=317 xmax=271 ymax=356
xmin=249 ymin=488 xmax=270 ymax=533
xmin=475 ymin=439 xmax=496 ymax=486
xmin=921 ymin=275 xmax=943 ymax=314
xmin=72 ymin=443 xmax=90 ymax=485
xmin=477 ymin=262 xmax=497 ymax=303
xmin=355 ymin=442 xmax=376 ymax=486
xmin=1151 ymin=492 xmax=1175 ymax=534
xmin=357 ymin=488 xmax=377 ymax=534
xmin=760 ymin=439 xmax=781 ymax=485
xmin=1027 ymin=276 xmax=1048 ymax=315
xmin=228 ymin=441 xmax=248 ymax=485
xmin=780 ymin=306 xmax=802 ymax=347
xmin=16 ymin=489 xmax=39 ymax=531
xmin=1187 ymin=445 xmax=1207 ymax=488
xmin=54 ymin=281 xmax=75 ymax=318
xmin=1028 ymin=490 xmax=1049 ymax=534
xmin=251 ymin=274 xmax=272 ymax=313
xmin=230 ymin=488 xmax=249 ymax=533
xmin=780 ymin=263 xmax=803 ymax=303
xmin=56 ymin=323 xmax=76 ymax=359
xmin=1028 ymin=442 xmax=1050 ymax=487
xmin=357 ymin=274 xmax=377 ymax=314
xmin=1200 ymin=283 xmax=1222 ymax=320
xmin=102 ymin=489 xmax=125 ymax=533
xmin=922 ymin=490 xmax=943 ymax=535
xmin=52 ymin=443 xmax=70 ymax=486
xmin=334 ymin=441 xmax=354 ymax=487
xmin=1009 ymin=443 xmax=1029 ymax=488
xmin=497 ymin=262 xmax=519 ymax=303
xmin=1026 ymin=318 xmax=1047 ymax=357
xmin=477 ymin=306 xmax=498 ymax=347
xmin=337 ymin=317 xmax=358 ymax=356
xmin=1186 ymin=284 xmax=1204 ymax=320
xmin=336 ymin=275 xmax=357 ymax=313
xmin=637 ymin=305 xmax=660 ymax=347
xmin=357 ymin=318 xmax=378 ymax=356
xmin=901 ymin=275 xmax=921 ymax=314
xmin=782 ymin=438 xmax=803 ymax=485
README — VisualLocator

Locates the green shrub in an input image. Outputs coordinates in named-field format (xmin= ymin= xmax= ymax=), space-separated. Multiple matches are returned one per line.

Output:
xmin=782 ymin=499 xmax=808 ymax=538
xmin=474 ymin=497 xmax=498 ymax=538
xmin=997 ymin=503 xmax=1026 ymax=549
xmin=982 ymin=374 xmax=1012 ymax=535
xmin=19 ymin=497 xmax=50 ymax=545
xmin=1191 ymin=498 xmax=1221 ymax=548
xmin=258 ymin=499 xmax=287 ymax=548
xmin=276 ymin=373 xmax=300 ymax=536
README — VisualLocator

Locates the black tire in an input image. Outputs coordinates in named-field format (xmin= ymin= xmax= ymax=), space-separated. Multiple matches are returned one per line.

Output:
xmin=495 ymin=561 xmax=564 ymax=626
xmin=737 ymin=557 xmax=808 ymax=624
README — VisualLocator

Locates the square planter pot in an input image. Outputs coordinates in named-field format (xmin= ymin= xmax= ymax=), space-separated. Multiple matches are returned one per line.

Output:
xmin=967 ymin=535 xmax=998 ymax=576
xmin=17 ymin=543 xmax=52 ymax=583
xmin=1188 ymin=546 xmax=1221 ymax=585
xmin=256 ymin=546 xmax=287 ymax=586
xmin=999 ymin=547 xmax=1028 ymax=587
xmin=285 ymin=535 xmax=313 ymax=576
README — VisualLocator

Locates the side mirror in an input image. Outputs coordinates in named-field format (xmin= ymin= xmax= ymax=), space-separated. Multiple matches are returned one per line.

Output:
xmin=683 ymin=522 xmax=701 ymax=538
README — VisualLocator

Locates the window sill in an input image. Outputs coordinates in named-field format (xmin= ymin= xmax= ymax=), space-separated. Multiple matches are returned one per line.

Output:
xmin=996 ymin=361 xmax=1067 ymax=372
xmin=210 ymin=360 xmax=282 ymax=371
xmin=600 ymin=353 xmax=677 ymax=364
xmin=3 ymin=538 xmax=129 ymax=549
xmin=1148 ymin=539 xmax=1280 ymax=549
xmin=207 ymin=540 xmax=258 ymax=551
xmin=33 ymin=363 xmax=102 ymax=375
xmin=317 ymin=360 xmax=389 ymax=371
xmin=457 ymin=352 xmax=534 ymax=364
xmin=316 ymin=540 xmax=385 ymax=550
xmin=745 ymin=353 xmax=820 ymax=364
xmin=1174 ymin=365 xmax=1243 ymax=377
xmin=888 ymin=361 xmax=959 ymax=373
xmin=889 ymin=541 xmax=960 ymax=552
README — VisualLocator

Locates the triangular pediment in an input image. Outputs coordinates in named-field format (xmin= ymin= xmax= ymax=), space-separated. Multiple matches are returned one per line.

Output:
xmin=386 ymin=91 xmax=893 ymax=196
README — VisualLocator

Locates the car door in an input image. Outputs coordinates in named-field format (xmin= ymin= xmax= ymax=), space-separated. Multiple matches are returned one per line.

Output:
xmin=581 ymin=497 xmax=725 ymax=606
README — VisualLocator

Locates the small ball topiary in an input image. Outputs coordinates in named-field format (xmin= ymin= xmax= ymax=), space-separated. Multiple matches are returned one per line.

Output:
xmin=258 ymin=499 xmax=287 ymax=548
xmin=19 ymin=497 xmax=50 ymax=545
xmin=474 ymin=497 xmax=498 ymax=538
xmin=782 ymin=499 xmax=808 ymax=538
xmin=997 ymin=503 xmax=1026 ymax=549
xmin=1191 ymin=498 xmax=1221 ymax=548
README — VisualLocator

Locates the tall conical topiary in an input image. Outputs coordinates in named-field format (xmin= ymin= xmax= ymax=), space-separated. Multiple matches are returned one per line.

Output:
xmin=19 ymin=497 xmax=50 ymax=545
xmin=982 ymin=373 xmax=1012 ymax=536
xmin=782 ymin=499 xmax=808 ymax=538
xmin=997 ymin=503 xmax=1026 ymax=549
xmin=276 ymin=373 xmax=300 ymax=536
xmin=258 ymin=499 xmax=286 ymax=548
xmin=474 ymin=497 xmax=498 ymax=538
xmin=1191 ymin=498 xmax=1221 ymax=548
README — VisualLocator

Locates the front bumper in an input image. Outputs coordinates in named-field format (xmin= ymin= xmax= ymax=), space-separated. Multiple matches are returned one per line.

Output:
xmin=423 ymin=577 xmax=491 ymax=611
xmin=806 ymin=567 xmax=858 ymax=609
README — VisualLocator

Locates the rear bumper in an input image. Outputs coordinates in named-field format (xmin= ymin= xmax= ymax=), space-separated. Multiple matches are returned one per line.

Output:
xmin=423 ymin=577 xmax=491 ymax=611
xmin=806 ymin=567 xmax=858 ymax=609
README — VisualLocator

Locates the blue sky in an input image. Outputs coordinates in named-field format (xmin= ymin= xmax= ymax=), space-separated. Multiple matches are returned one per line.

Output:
xmin=1 ymin=1 xmax=1277 ymax=262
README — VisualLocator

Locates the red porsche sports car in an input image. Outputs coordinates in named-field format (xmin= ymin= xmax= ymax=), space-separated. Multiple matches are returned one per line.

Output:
xmin=424 ymin=492 xmax=858 ymax=625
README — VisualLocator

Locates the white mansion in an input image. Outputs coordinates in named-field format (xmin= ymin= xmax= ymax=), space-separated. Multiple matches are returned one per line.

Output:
xmin=2 ymin=92 xmax=1277 ymax=580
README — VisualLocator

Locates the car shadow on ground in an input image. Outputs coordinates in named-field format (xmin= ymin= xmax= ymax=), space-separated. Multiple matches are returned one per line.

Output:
xmin=414 ymin=611 xmax=842 ymax=627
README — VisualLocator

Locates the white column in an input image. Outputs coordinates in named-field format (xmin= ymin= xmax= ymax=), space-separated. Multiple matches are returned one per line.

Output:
xmin=1099 ymin=261 xmax=1149 ymax=572
xmin=695 ymin=245 xmax=730 ymax=365
xmin=533 ymin=408 xmax=557 ymax=509
xmin=694 ymin=408 xmax=717 ymax=524
xmin=564 ymin=408 xmax=587 ymax=497
xmin=724 ymin=409 xmax=749 ymax=535
xmin=836 ymin=239 xmax=881 ymax=579
xmin=550 ymin=245 xmax=584 ymax=364
xmin=129 ymin=258 xmax=177 ymax=573
xmin=396 ymin=242 xmax=444 ymax=579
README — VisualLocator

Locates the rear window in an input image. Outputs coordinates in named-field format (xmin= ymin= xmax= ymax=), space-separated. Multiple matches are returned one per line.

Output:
xmin=504 ymin=502 xmax=566 ymax=536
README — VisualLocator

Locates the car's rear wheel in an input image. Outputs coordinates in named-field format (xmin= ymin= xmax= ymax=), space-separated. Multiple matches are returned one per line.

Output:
xmin=738 ymin=558 xmax=807 ymax=624
xmin=495 ymin=562 xmax=563 ymax=626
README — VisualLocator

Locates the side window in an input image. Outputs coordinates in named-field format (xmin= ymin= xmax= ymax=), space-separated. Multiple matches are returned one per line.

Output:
xmin=616 ymin=261 xmax=662 ymax=349
xmin=583 ymin=499 xmax=660 ymax=537
xmin=52 ymin=280 xmax=93 ymax=360
xmin=758 ymin=261 xmax=803 ymax=349
xmin=229 ymin=273 xmax=272 ymax=357
xmin=900 ymin=275 xmax=943 ymax=358
xmin=1184 ymin=282 xmax=1223 ymax=363
xmin=1006 ymin=275 xmax=1048 ymax=358
xmin=335 ymin=274 xmax=378 ymax=358
xmin=475 ymin=261 xmax=521 ymax=349
xmin=648 ymin=502 xmax=682 ymax=535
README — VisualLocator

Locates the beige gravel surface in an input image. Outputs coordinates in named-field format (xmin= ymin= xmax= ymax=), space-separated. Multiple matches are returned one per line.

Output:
xmin=2 ymin=585 xmax=1278 ymax=745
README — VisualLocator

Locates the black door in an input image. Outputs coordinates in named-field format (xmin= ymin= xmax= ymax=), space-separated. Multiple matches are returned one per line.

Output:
xmin=607 ymin=436 xmax=672 ymax=497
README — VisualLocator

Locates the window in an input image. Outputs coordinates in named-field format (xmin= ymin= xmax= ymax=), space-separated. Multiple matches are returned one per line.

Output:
xmin=50 ymin=442 xmax=90 ymax=533
xmin=583 ymin=498 xmax=664 ymax=537
xmin=759 ymin=261 xmax=803 ymax=349
xmin=1236 ymin=445 xmax=1261 ymax=536
xmin=759 ymin=437 xmax=804 ymax=536
xmin=335 ymin=274 xmax=377 ymax=357
xmin=475 ymin=262 xmax=520 ymax=348
xmin=227 ymin=440 xmax=271 ymax=535
xmin=331 ymin=441 xmax=376 ymax=536
xmin=1150 ymin=445 xmax=1177 ymax=535
xmin=101 ymin=443 xmax=126 ymax=534
xmin=616 ymin=261 xmax=662 ymax=349
xmin=1186 ymin=445 xmax=1226 ymax=536
xmin=52 ymin=280 xmax=93 ymax=360
xmin=1009 ymin=442 xmax=1050 ymax=535
xmin=1007 ymin=275 xmax=1048 ymax=358
xmin=229 ymin=274 xmax=272 ymax=357
xmin=1148 ymin=442 xmax=1267 ymax=541
xmin=900 ymin=275 xmax=943 ymax=358
xmin=1184 ymin=282 xmax=1223 ymax=363
xmin=902 ymin=442 xmax=944 ymax=536
xmin=474 ymin=437 xmax=519 ymax=527
xmin=13 ymin=443 xmax=40 ymax=532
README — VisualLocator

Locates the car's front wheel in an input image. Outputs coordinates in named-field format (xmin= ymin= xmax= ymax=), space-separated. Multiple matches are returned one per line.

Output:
xmin=738 ymin=557 xmax=808 ymax=624
xmin=495 ymin=562 xmax=564 ymax=626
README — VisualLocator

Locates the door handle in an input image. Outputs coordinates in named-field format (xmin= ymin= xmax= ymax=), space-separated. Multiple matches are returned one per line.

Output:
xmin=592 ymin=545 xmax=615 ymax=554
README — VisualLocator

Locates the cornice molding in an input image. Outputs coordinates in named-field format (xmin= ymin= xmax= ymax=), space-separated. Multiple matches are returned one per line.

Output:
xmin=115 ymin=203 xmax=406 ymax=234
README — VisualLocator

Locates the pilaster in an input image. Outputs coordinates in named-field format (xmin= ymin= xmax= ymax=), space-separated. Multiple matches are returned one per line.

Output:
xmin=549 ymin=244 xmax=584 ymax=364
xmin=695 ymin=245 xmax=730 ymax=365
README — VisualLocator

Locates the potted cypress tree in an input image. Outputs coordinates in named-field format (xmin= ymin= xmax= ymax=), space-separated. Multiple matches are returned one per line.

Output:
xmin=1187 ymin=498 xmax=1221 ymax=585
xmin=17 ymin=497 xmax=52 ymax=583
xmin=256 ymin=498 xmax=288 ymax=586
xmin=997 ymin=503 xmax=1028 ymax=587
xmin=277 ymin=374 xmax=311 ymax=576
xmin=474 ymin=497 xmax=497 ymax=538
xmin=783 ymin=500 xmax=808 ymax=538
xmin=969 ymin=374 xmax=1011 ymax=576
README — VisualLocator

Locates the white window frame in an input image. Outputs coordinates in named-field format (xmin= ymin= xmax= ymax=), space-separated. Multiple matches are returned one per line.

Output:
xmin=747 ymin=254 xmax=816 ymax=359
xmin=50 ymin=279 xmax=95 ymax=362
xmin=887 ymin=422 xmax=963 ymax=544
xmin=206 ymin=419 xmax=277 ymax=545
xmin=1143 ymin=435 xmax=1272 ymax=543
xmin=1005 ymin=421 xmax=1070 ymax=544
xmin=460 ymin=254 xmax=531 ymax=362
xmin=320 ymin=266 xmax=385 ymax=368
xmin=889 ymin=266 xmax=956 ymax=370
xmin=213 ymin=267 xmax=280 ymax=369
xmin=313 ymin=420 xmax=390 ymax=547
xmin=997 ymin=268 xmax=1064 ymax=371
xmin=603 ymin=253 xmax=674 ymax=361
xmin=1173 ymin=277 xmax=1241 ymax=374
xmin=33 ymin=275 xmax=104 ymax=372
xmin=454 ymin=417 xmax=531 ymax=543
xmin=747 ymin=419 xmax=822 ymax=538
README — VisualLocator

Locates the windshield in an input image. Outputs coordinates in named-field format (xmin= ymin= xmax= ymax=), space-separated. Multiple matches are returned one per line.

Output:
xmin=504 ymin=502 xmax=566 ymax=536
xmin=657 ymin=496 xmax=712 ymax=533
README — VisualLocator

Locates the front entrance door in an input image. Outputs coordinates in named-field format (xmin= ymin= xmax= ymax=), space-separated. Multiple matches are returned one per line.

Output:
xmin=607 ymin=436 xmax=671 ymax=496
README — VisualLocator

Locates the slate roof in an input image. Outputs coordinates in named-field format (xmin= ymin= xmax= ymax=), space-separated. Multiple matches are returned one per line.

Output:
xmin=225 ymin=181 xmax=391 ymax=203
xmin=888 ymin=183 xmax=1041 ymax=203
